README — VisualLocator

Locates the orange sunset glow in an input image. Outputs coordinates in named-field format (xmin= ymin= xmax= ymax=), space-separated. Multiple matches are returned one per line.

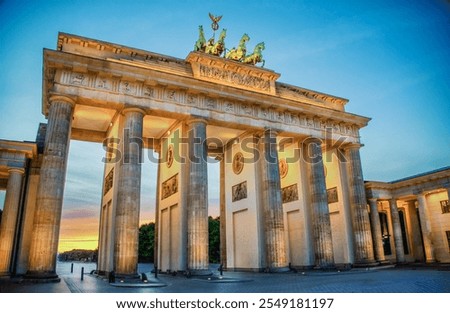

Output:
xmin=58 ymin=210 xmax=154 ymax=252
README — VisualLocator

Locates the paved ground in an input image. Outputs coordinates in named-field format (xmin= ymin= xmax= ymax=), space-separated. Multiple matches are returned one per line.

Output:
xmin=1 ymin=263 xmax=450 ymax=293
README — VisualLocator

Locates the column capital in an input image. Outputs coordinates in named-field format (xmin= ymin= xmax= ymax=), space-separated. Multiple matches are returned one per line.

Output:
xmin=49 ymin=95 xmax=76 ymax=107
xmin=186 ymin=117 xmax=208 ymax=126
xmin=121 ymin=107 xmax=146 ymax=116
xmin=343 ymin=142 xmax=364 ymax=151
xmin=303 ymin=136 xmax=322 ymax=145
xmin=8 ymin=167 xmax=25 ymax=175
xmin=263 ymin=127 xmax=281 ymax=136
xmin=367 ymin=198 xmax=378 ymax=204
xmin=388 ymin=198 xmax=398 ymax=205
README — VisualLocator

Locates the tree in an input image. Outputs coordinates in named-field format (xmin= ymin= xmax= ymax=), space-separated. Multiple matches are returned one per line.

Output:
xmin=208 ymin=216 xmax=220 ymax=264
xmin=137 ymin=218 xmax=220 ymax=264
xmin=138 ymin=223 xmax=155 ymax=263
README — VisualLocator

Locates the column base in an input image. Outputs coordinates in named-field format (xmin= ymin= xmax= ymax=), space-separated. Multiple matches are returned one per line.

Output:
xmin=23 ymin=271 xmax=60 ymax=283
xmin=186 ymin=269 xmax=213 ymax=277
xmin=377 ymin=260 xmax=391 ymax=265
xmin=266 ymin=266 xmax=291 ymax=273
xmin=114 ymin=273 xmax=141 ymax=281
xmin=314 ymin=264 xmax=336 ymax=271
xmin=352 ymin=261 xmax=379 ymax=268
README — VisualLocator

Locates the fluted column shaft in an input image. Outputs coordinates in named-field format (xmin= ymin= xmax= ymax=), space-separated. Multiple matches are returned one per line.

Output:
xmin=304 ymin=138 xmax=334 ymax=269
xmin=0 ymin=168 xmax=25 ymax=275
xmin=153 ymin=148 xmax=161 ymax=270
xmin=345 ymin=144 xmax=375 ymax=264
xmin=27 ymin=97 xmax=74 ymax=279
xmin=114 ymin=108 xmax=144 ymax=275
xmin=417 ymin=193 xmax=435 ymax=263
xmin=219 ymin=156 xmax=227 ymax=268
xmin=186 ymin=119 xmax=209 ymax=272
xmin=388 ymin=199 xmax=406 ymax=263
xmin=368 ymin=198 xmax=385 ymax=262
xmin=260 ymin=129 xmax=287 ymax=271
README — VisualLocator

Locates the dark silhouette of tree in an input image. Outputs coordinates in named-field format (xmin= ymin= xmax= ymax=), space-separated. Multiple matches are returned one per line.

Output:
xmin=209 ymin=216 xmax=220 ymax=263
xmin=138 ymin=223 xmax=155 ymax=262
xmin=137 ymin=218 xmax=220 ymax=264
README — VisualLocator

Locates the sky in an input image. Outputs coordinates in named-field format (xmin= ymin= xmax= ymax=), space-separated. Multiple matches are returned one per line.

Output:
xmin=0 ymin=0 xmax=449 ymax=252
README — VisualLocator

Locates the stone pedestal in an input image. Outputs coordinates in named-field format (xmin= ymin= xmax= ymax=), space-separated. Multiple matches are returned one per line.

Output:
xmin=304 ymin=138 xmax=335 ymax=269
xmin=417 ymin=193 xmax=435 ymax=263
xmin=114 ymin=108 xmax=144 ymax=276
xmin=368 ymin=198 xmax=386 ymax=262
xmin=26 ymin=96 xmax=74 ymax=281
xmin=186 ymin=119 xmax=209 ymax=274
xmin=344 ymin=144 xmax=376 ymax=265
xmin=388 ymin=198 xmax=406 ymax=263
xmin=260 ymin=129 xmax=288 ymax=271
xmin=0 ymin=168 xmax=25 ymax=276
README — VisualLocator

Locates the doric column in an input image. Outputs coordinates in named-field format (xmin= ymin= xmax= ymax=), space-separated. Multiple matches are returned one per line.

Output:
xmin=186 ymin=118 xmax=209 ymax=273
xmin=0 ymin=168 xmax=25 ymax=275
xmin=304 ymin=138 xmax=335 ymax=269
xmin=114 ymin=108 xmax=144 ymax=276
xmin=344 ymin=144 xmax=376 ymax=265
xmin=417 ymin=193 xmax=435 ymax=263
xmin=153 ymin=147 xmax=161 ymax=271
xmin=219 ymin=155 xmax=227 ymax=269
xmin=388 ymin=198 xmax=406 ymax=263
xmin=26 ymin=96 xmax=74 ymax=280
xmin=260 ymin=129 xmax=288 ymax=271
xmin=367 ymin=198 xmax=386 ymax=262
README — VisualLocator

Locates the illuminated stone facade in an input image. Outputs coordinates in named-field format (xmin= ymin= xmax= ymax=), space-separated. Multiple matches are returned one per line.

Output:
xmin=0 ymin=33 xmax=449 ymax=280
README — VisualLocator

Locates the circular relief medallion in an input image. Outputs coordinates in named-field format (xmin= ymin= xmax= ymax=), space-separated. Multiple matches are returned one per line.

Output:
xmin=232 ymin=152 xmax=244 ymax=175
xmin=166 ymin=145 xmax=174 ymax=168
xmin=279 ymin=158 xmax=288 ymax=178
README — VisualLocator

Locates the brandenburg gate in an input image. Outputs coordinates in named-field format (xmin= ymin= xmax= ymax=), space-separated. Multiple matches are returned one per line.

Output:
xmin=0 ymin=28 xmax=377 ymax=281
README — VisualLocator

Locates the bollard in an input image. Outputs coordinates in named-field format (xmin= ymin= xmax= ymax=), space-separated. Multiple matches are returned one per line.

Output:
xmin=154 ymin=266 xmax=158 ymax=279
xmin=218 ymin=263 xmax=223 ymax=276
xmin=71 ymin=263 xmax=74 ymax=273
xmin=81 ymin=267 xmax=84 ymax=281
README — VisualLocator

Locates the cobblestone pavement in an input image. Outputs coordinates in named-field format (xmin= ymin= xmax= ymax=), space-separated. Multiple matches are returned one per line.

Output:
xmin=1 ymin=264 xmax=450 ymax=293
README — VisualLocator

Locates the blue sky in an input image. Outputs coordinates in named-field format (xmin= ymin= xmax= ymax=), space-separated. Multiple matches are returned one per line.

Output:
xmin=0 ymin=0 xmax=449 ymax=248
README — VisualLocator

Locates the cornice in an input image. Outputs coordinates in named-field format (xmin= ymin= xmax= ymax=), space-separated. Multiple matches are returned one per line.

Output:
xmin=43 ymin=49 xmax=370 ymax=130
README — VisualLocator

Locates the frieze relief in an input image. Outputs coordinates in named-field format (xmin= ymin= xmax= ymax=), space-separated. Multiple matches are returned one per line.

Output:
xmin=198 ymin=64 xmax=271 ymax=92
xmin=59 ymin=69 xmax=360 ymax=139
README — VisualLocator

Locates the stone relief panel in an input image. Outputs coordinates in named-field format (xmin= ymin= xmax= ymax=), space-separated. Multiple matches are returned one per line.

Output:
xmin=166 ymin=145 xmax=174 ymax=168
xmin=96 ymin=77 xmax=111 ymax=90
xmin=143 ymin=86 xmax=155 ymax=97
xmin=198 ymin=64 xmax=271 ymax=92
xmin=327 ymin=187 xmax=338 ymax=204
xmin=161 ymin=173 xmax=178 ymax=200
xmin=282 ymin=183 xmax=299 ymax=204
xmin=71 ymin=73 xmax=88 ymax=86
xmin=119 ymin=81 xmax=137 ymax=95
xmin=232 ymin=181 xmax=247 ymax=202
xmin=232 ymin=152 xmax=244 ymax=175
xmin=279 ymin=158 xmax=288 ymax=179
xmin=204 ymin=97 xmax=218 ymax=110
xmin=103 ymin=167 xmax=114 ymax=195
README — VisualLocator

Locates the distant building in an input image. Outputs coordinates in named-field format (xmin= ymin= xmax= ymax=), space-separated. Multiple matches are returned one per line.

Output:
xmin=365 ymin=167 xmax=450 ymax=264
